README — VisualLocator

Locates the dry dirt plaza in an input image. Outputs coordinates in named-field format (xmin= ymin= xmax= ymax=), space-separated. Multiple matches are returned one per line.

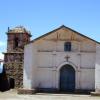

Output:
xmin=0 ymin=90 xmax=100 ymax=100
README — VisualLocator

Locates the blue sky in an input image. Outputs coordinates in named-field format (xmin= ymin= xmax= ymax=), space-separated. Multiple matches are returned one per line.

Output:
xmin=0 ymin=0 xmax=100 ymax=59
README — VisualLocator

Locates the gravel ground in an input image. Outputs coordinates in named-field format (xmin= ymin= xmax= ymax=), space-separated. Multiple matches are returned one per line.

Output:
xmin=0 ymin=89 xmax=100 ymax=100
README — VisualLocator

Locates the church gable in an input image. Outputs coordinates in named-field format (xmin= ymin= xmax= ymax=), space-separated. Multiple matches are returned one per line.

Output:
xmin=34 ymin=25 xmax=96 ymax=52
xmin=24 ymin=25 xmax=98 ymax=92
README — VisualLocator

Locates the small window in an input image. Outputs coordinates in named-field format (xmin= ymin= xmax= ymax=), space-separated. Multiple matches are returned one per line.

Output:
xmin=64 ymin=42 xmax=71 ymax=51
xmin=14 ymin=37 xmax=19 ymax=48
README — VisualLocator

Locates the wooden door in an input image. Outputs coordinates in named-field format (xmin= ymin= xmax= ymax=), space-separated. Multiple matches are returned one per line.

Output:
xmin=60 ymin=65 xmax=75 ymax=92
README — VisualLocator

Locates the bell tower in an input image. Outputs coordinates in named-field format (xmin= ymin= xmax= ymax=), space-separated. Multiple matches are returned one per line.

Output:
xmin=4 ymin=26 xmax=31 ymax=88
xmin=7 ymin=26 xmax=31 ymax=52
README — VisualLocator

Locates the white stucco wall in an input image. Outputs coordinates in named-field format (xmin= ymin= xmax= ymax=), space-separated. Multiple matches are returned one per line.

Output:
xmin=23 ymin=27 xmax=96 ymax=91
xmin=95 ymin=43 xmax=100 ymax=92
xmin=23 ymin=43 xmax=37 ymax=89
xmin=36 ymin=51 xmax=95 ymax=90
xmin=80 ymin=69 xmax=95 ymax=90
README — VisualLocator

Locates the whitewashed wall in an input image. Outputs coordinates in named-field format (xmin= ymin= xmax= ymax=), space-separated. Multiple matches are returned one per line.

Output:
xmin=95 ymin=43 xmax=100 ymax=92
xmin=23 ymin=43 xmax=37 ymax=89
xmin=23 ymin=27 xmax=96 ymax=91
xmin=36 ymin=51 xmax=95 ymax=90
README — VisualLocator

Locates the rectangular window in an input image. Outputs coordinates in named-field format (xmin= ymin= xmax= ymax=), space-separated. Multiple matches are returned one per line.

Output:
xmin=64 ymin=42 xmax=71 ymax=51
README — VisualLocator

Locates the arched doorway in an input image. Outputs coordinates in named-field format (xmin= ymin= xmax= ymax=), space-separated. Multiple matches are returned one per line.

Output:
xmin=60 ymin=64 xmax=75 ymax=92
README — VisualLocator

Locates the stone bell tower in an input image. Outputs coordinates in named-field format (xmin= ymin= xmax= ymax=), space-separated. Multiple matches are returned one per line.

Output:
xmin=3 ymin=26 xmax=31 ymax=88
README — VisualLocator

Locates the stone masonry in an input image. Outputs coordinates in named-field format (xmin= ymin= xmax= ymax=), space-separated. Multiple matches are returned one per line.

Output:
xmin=3 ymin=26 xmax=31 ymax=88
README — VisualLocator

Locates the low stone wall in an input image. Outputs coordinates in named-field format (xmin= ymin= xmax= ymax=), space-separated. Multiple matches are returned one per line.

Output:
xmin=91 ymin=92 xmax=100 ymax=96
xmin=4 ymin=62 xmax=23 ymax=88
xmin=18 ymin=88 xmax=36 ymax=94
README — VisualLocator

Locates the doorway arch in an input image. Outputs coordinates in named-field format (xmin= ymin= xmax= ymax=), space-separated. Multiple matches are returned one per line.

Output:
xmin=60 ymin=64 xmax=75 ymax=92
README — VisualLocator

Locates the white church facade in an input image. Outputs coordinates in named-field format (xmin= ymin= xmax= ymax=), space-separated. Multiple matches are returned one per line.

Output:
xmin=22 ymin=25 xmax=100 ymax=94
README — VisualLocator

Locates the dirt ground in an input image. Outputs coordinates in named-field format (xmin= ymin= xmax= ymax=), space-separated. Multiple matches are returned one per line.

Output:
xmin=0 ymin=89 xmax=100 ymax=100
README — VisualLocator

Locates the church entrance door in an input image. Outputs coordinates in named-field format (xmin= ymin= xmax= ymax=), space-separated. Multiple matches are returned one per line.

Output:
xmin=60 ymin=64 xmax=75 ymax=92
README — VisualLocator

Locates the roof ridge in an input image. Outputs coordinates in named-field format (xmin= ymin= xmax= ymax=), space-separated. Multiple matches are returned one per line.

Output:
xmin=26 ymin=25 xmax=100 ymax=45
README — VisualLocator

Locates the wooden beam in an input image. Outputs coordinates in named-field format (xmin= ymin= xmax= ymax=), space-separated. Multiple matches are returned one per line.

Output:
xmin=43 ymin=38 xmax=81 ymax=42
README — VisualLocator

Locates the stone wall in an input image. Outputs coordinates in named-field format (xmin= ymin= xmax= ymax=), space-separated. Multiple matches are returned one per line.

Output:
xmin=7 ymin=33 xmax=30 ymax=52
xmin=4 ymin=62 xmax=23 ymax=88
xmin=3 ymin=26 xmax=31 ymax=89
xmin=4 ymin=53 xmax=23 ymax=88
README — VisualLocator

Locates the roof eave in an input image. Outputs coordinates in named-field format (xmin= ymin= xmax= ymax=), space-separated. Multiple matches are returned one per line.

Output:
xmin=26 ymin=25 xmax=100 ymax=45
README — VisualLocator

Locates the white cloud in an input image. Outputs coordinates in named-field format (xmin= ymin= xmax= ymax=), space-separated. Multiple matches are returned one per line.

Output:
xmin=0 ymin=53 xmax=4 ymax=60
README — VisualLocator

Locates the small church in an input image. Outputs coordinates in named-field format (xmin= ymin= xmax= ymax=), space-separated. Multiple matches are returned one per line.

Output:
xmin=3 ymin=25 xmax=100 ymax=95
